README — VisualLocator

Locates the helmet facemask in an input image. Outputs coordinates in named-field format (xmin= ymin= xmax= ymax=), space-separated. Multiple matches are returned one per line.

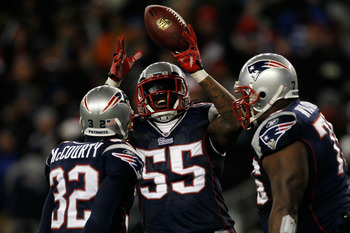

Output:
xmin=137 ymin=73 xmax=190 ymax=122
xmin=233 ymin=82 xmax=260 ymax=130
xmin=232 ymin=53 xmax=299 ymax=130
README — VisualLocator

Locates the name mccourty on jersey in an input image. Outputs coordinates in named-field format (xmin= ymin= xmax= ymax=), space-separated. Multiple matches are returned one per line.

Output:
xmin=50 ymin=142 xmax=103 ymax=164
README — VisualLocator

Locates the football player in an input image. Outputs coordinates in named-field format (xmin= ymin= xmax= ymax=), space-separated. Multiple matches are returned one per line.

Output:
xmin=232 ymin=53 xmax=350 ymax=232
xmin=38 ymin=85 xmax=144 ymax=233
xmin=105 ymin=26 xmax=242 ymax=232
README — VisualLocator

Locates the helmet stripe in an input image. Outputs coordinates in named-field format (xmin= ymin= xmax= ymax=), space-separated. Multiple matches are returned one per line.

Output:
xmin=83 ymin=96 xmax=91 ymax=113
xmin=101 ymin=95 xmax=121 ymax=113
xmin=269 ymin=60 xmax=289 ymax=70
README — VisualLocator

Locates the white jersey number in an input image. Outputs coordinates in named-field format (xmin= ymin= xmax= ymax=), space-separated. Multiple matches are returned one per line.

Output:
xmin=138 ymin=141 xmax=206 ymax=199
xmin=252 ymin=159 xmax=269 ymax=205
xmin=313 ymin=113 xmax=344 ymax=175
xmin=49 ymin=165 xmax=99 ymax=229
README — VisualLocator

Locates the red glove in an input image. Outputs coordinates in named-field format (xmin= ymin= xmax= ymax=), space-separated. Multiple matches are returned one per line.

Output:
xmin=170 ymin=24 xmax=203 ymax=73
xmin=108 ymin=36 xmax=143 ymax=83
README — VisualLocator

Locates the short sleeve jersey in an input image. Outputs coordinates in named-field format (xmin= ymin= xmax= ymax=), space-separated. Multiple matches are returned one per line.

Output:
xmin=251 ymin=99 xmax=350 ymax=232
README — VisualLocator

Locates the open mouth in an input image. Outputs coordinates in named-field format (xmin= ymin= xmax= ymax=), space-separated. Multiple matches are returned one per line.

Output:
xmin=151 ymin=92 xmax=177 ymax=111
xmin=155 ymin=98 xmax=167 ymax=109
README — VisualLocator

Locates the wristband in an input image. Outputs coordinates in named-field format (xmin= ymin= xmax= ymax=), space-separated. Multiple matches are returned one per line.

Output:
xmin=105 ymin=77 xmax=121 ymax=87
xmin=280 ymin=215 xmax=296 ymax=233
xmin=190 ymin=69 xmax=208 ymax=83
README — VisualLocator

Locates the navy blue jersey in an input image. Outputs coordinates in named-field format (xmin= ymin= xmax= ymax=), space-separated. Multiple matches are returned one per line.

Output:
xmin=132 ymin=103 xmax=235 ymax=233
xmin=251 ymin=99 xmax=350 ymax=232
xmin=38 ymin=136 xmax=143 ymax=233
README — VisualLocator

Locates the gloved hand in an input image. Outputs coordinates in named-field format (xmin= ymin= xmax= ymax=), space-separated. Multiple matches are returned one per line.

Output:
xmin=106 ymin=36 xmax=143 ymax=87
xmin=170 ymin=24 xmax=203 ymax=74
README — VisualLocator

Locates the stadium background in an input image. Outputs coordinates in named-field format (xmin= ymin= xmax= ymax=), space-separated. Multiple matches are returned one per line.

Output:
xmin=1 ymin=0 xmax=350 ymax=232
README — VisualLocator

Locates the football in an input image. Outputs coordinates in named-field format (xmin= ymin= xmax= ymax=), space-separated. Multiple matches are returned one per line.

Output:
xmin=144 ymin=5 xmax=189 ymax=52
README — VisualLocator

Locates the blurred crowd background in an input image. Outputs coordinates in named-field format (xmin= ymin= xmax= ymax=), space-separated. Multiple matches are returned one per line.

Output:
xmin=1 ymin=0 xmax=350 ymax=232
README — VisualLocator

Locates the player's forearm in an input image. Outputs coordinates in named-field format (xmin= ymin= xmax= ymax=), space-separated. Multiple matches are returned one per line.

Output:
xmin=268 ymin=186 xmax=299 ymax=232
xmin=193 ymin=70 xmax=239 ymax=129
xmin=267 ymin=177 xmax=301 ymax=233
xmin=269 ymin=208 xmax=298 ymax=233
xmin=263 ymin=143 xmax=309 ymax=232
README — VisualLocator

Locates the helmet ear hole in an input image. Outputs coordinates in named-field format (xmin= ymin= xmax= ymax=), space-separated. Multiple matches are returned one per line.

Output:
xmin=259 ymin=92 xmax=266 ymax=99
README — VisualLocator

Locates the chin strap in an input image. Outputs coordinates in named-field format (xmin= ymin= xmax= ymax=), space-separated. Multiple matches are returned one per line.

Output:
xmin=151 ymin=110 xmax=178 ymax=122
xmin=114 ymin=117 xmax=127 ymax=140
xmin=148 ymin=98 xmax=181 ymax=122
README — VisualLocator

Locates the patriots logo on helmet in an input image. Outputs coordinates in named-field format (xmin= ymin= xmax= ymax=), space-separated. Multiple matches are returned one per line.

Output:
xmin=101 ymin=92 xmax=128 ymax=113
xmin=248 ymin=60 xmax=290 ymax=81
xmin=260 ymin=121 xmax=296 ymax=150
xmin=82 ymin=92 xmax=128 ymax=114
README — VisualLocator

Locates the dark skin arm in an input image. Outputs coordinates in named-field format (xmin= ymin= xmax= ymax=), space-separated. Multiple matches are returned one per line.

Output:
xmin=106 ymin=32 xmax=241 ymax=153
xmin=170 ymin=25 xmax=241 ymax=152
xmin=199 ymin=76 xmax=242 ymax=152
xmin=262 ymin=141 xmax=309 ymax=233
xmin=106 ymin=34 xmax=241 ymax=152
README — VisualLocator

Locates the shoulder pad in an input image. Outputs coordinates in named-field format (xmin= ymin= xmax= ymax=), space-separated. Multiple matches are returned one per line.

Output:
xmin=104 ymin=141 xmax=144 ymax=180
xmin=252 ymin=111 xmax=300 ymax=158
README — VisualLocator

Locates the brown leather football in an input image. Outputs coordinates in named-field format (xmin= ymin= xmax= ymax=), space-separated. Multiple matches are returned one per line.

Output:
xmin=144 ymin=5 xmax=189 ymax=52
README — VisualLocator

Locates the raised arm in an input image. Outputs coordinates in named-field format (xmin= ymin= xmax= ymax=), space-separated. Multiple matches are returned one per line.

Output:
xmin=105 ymin=36 xmax=143 ymax=87
xmin=170 ymin=25 xmax=240 ymax=130
xmin=170 ymin=25 xmax=241 ymax=151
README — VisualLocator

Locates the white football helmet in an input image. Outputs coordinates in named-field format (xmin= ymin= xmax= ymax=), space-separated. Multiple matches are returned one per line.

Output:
xmin=136 ymin=62 xmax=190 ymax=122
xmin=80 ymin=85 xmax=133 ymax=139
xmin=233 ymin=53 xmax=299 ymax=130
